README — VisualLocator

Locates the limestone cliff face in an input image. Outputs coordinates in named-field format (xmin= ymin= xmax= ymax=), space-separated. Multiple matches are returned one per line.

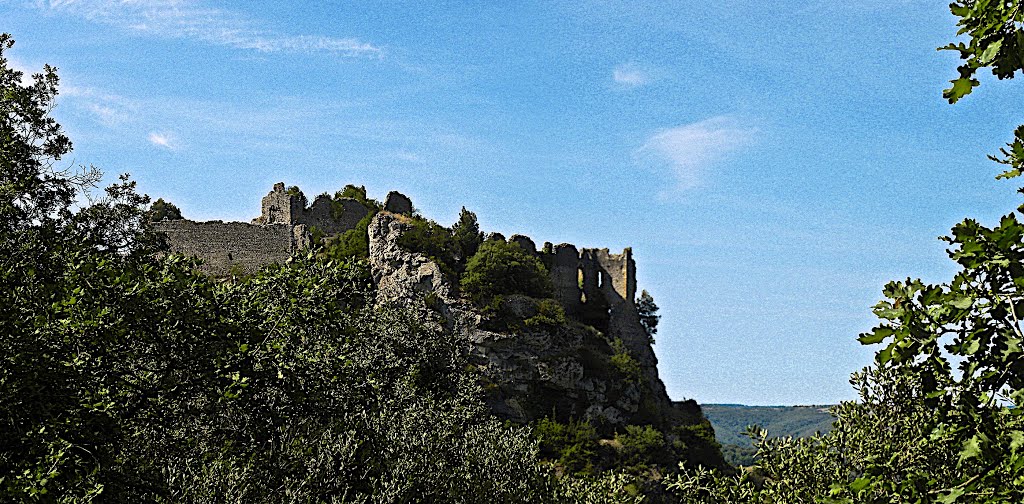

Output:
xmin=368 ymin=211 xmax=693 ymax=432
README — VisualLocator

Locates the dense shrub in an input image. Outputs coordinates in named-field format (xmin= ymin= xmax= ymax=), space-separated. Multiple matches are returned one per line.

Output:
xmin=535 ymin=418 xmax=600 ymax=475
xmin=461 ymin=240 xmax=554 ymax=306
xmin=524 ymin=298 xmax=569 ymax=328
xmin=615 ymin=425 xmax=672 ymax=468
xmin=323 ymin=209 xmax=376 ymax=260
xmin=146 ymin=197 xmax=183 ymax=221
xmin=609 ymin=338 xmax=642 ymax=383
xmin=334 ymin=183 xmax=381 ymax=211
xmin=397 ymin=215 xmax=460 ymax=277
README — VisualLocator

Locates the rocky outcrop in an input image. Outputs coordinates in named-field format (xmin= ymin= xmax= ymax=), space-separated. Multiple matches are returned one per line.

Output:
xmin=369 ymin=212 xmax=457 ymax=305
xmin=384 ymin=191 xmax=413 ymax=215
xmin=367 ymin=211 xmax=689 ymax=433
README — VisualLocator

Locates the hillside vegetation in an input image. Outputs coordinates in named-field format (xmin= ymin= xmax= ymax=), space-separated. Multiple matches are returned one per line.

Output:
xmin=701 ymin=404 xmax=835 ymax=467
xmin=0 ymin=33 xmax=722 ymax=502
xmin=702 ymin=404 xmax=835 ymax=447
xmin=6 ymin=0 xmax=1024 ymax=500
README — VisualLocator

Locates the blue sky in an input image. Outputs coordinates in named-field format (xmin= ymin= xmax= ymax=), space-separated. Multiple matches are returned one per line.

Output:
xmin=6 ymin=0 xmax=1024 ymax=405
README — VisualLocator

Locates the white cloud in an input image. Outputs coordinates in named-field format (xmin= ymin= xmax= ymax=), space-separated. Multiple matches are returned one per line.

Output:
xmin=637 ymin=116 xmax=756 ymax=189
xmin=148 ymin=131 xmax=176 ymax=149
xmin=613 ymin=63 xmax=649 ymax=87
xmin=395 ymin=150 xmax=424 ymax=163
xmin=33 ymin=0 xmax=382 ymax=57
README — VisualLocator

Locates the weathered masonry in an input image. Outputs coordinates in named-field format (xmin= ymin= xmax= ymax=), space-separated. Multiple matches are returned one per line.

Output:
xmin=156 ymin=183 xmax=638 ymax=320
xmin=154 ymin=219 xmax=309 ymax=277
xmin=155 ymin=182 xmax=380 ymax=276
xmin=509 ymin=235 xmax=637 ymax=324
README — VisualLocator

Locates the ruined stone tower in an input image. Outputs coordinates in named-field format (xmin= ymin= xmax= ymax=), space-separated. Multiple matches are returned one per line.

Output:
xmin=258 ymin=182 xmax=305 ymax=225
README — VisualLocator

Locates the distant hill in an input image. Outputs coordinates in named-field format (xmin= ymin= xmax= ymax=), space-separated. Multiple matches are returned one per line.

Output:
xmin=703 ymin=404 xmax=836 ymax=446
xmin=700 ymin=404 xmax=836 ymax=466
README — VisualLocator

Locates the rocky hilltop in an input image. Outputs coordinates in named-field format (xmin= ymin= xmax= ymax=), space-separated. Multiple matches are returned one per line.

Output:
xmin=155 ymin=184 xmax=725 ymax=466
xmin=369 ymin=211 xmax=701 ymax=432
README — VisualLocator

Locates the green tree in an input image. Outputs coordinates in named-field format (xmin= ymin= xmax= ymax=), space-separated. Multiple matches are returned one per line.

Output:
xmin=334 ymin=183 xmax=381 ymax=210
xmin=665 ymin=366 xmax=961 ymax=503
xmin=668 ymin=3 xmax=1024 ymax=501
xmin=944 ymin=0 xmax=1024 ymax=177
xmin=636 ymin=290 xmax=659 ymax=345
xmin=146 ymin=197 xmax=183 ymax=221
xmin=461 ymin=239 xmax=554 ymax=306
xmin=285 ymin=184 xmax=307 ymax=208
xmin=452 ymin=206 xmax=484 ymax=262
xmin=1 ymin=34 xmax=579 ymax=503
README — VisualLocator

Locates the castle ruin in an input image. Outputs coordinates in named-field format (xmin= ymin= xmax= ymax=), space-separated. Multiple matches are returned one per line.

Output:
xmin=155 ymin=182 xmax=374 ymax=276
xmin=156 ymin=183 xmax=638 ymax=315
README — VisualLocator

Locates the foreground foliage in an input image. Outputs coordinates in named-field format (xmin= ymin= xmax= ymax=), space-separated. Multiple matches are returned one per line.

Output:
xmin=0 ymin=33 xmax=697 ymax=503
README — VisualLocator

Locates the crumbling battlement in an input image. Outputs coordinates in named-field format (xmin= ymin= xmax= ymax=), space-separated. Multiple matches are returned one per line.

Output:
xmin=158 ymin=183 xmax=638 ymax=313
xmin=555 ymin=244 xmax=635 ymax=314
xmin=158 ymin=182 xmax=372 ymax=276
xmin=253 ymin=182 xmax=371 ymax=235
xmin=508 ymin=237 xmax=636 ymax=319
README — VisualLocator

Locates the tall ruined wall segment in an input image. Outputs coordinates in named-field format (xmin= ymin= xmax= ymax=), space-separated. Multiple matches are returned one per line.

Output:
xmin=258 ymin=182 xmax=304 ymax=225
xmin=548 ymin=245 xmax=637 ymax=314
xmin=160 ymin=182 xmax=377 ymax=276
xmin=254 ymin=183 xmax=370 ymax=235
xmin=154 ymin=220 xmax=303 ymax=277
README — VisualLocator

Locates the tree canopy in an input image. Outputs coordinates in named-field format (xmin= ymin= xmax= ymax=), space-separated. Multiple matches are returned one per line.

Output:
xmin=461 ymin=239 xmax=554 ymax=306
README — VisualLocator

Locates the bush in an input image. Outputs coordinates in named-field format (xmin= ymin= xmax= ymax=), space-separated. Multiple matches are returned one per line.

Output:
xmin=615 ymin=425 xmax=672 ymax=468
xmin=535 ymin=418 xmax=600 ymax=476
xmin=461 ymin=240 xmax=554 ymax=306
xmin=332 ymin=184 xmax=381 ymax=215
xmin=671 ymin=421 xmax=725 ymax=469
xmin=397 ymin=215 xmax=460 ymax=277
xmin=146 ymin=198 xmax=183 ymax=221
xmin=524 ymin=298 xmax=569 ymax=329
xmin=323 ymin=210 xmax=376 ymax=260
xmin=609 ymin=338 xmax=641 ymax=383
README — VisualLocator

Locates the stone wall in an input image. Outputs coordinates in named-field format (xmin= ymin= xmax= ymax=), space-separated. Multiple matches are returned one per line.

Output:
xmin=154 ymin=220 xmax=304 ymax=277
xmin=302 ymin=195 xmax=369 ymax=235
xmin=159 ymin=182 xmax=380 ymax=277
xmin=254 ymin=183 xmax=371 ymax=234
xmin=551 ymin=244 xmax=583 ymax=316
xmin=257 ymin=182 xmax=305 ymax=225
xmin=547 ymin=245 xmax=636 ymax=311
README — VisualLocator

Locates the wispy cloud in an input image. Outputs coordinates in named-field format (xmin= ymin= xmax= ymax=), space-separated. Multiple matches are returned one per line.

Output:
xmin=32 ymin=0 xmax=382 ymax=57
xmin=62 ymin=85 xmax=137 ymax=125
xmin=613 ymin=63 xmax=649 ymax=88
xmin=637 ymin=116 xmax=756 ymax=189
xmin=148 ymin=131 xmax=177 ymax=150
xmin=394 ymin=150 xmax=424 ymax=163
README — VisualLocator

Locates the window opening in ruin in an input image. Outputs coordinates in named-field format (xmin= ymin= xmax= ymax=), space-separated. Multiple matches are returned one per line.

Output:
xmin=228 ymin=252 xmax=233 ymax=261
xmin=577 ymin=268 xmax=584 ymax=290
xmin=598 ymin=270 xmax=605 ymax=289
